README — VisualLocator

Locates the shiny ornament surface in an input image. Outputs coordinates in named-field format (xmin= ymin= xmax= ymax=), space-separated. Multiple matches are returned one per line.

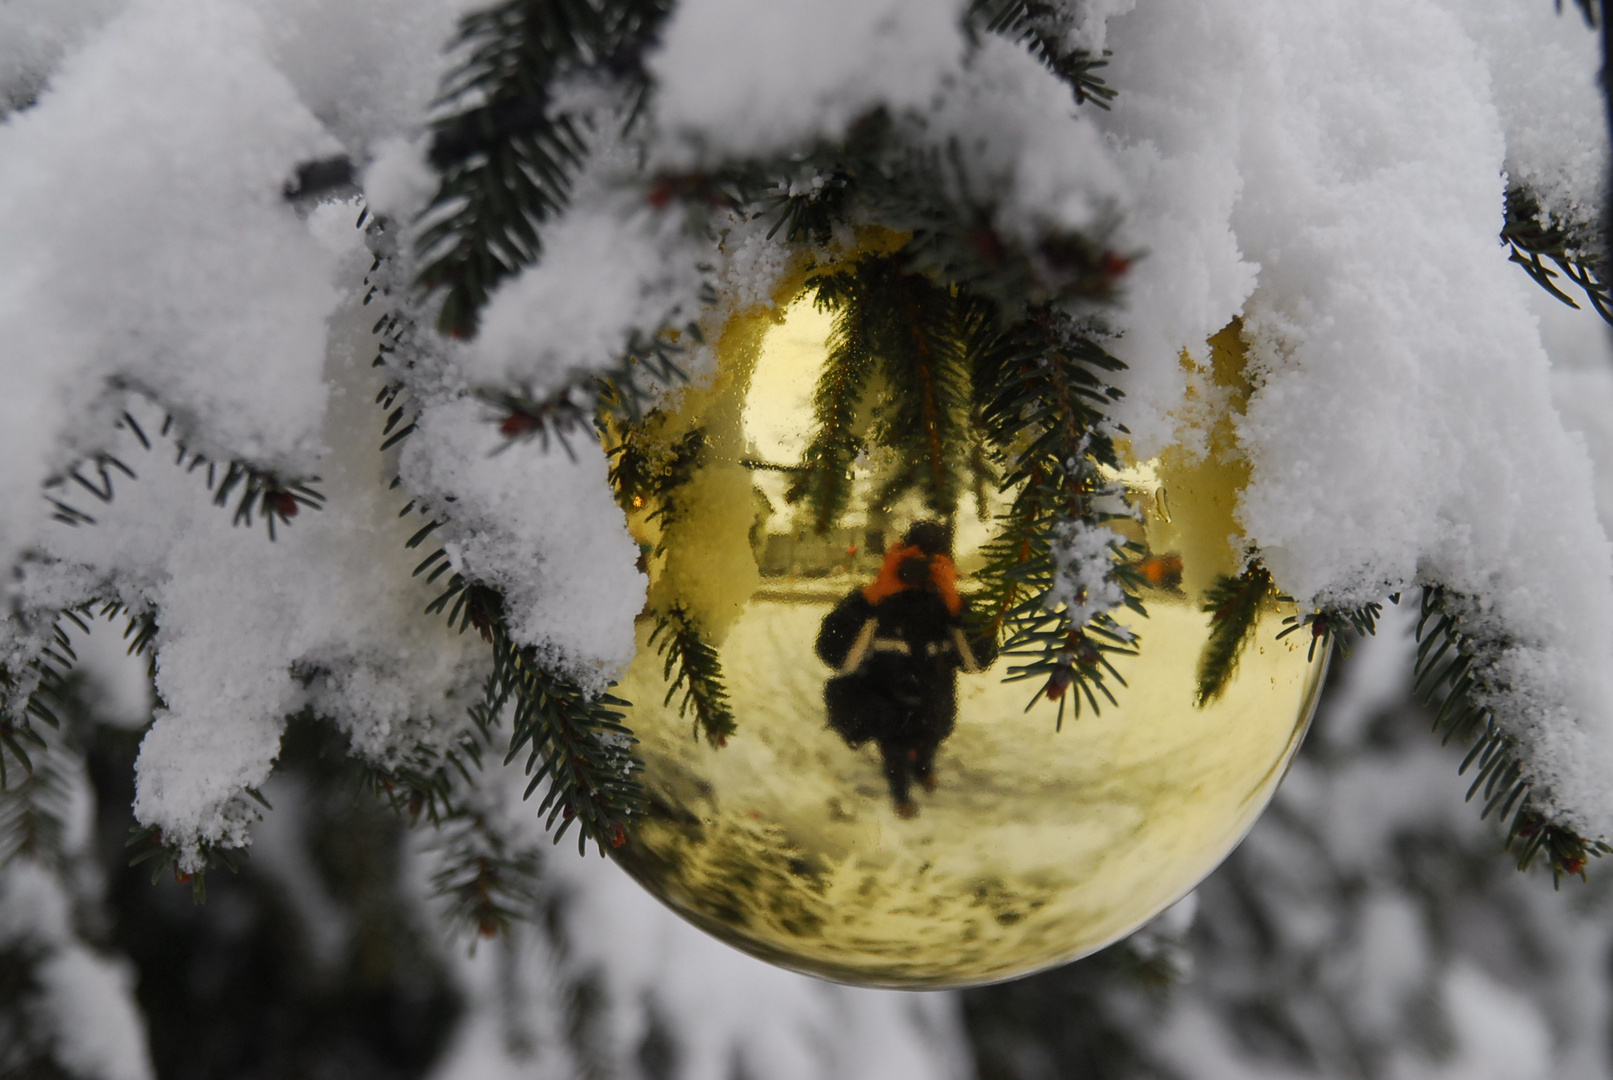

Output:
xmin=610 ymin=296 xmax=1327 ymax=987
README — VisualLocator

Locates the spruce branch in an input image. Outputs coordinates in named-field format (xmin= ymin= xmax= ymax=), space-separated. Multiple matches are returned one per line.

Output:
xmin=0 ymin=610 xmax=86 ymax=792
xmin=355 ymin=668 xmax=546 ymax=939
xmin=424 ymin=578 xmax=646 ymax=855
xmin=786 ymin=276 xmax=876 ymax=533
xmin=635 ymin=425 xmax=708 ymax=546
xmin=971 ymin=309 xmax=1145 ymax=724
xmin=1500 ymin=185 xmax=1613 ymax=326
xmin=867 ymin=263 xmax=974 ymax=519
xmin=353 ymin=674 xmax=505 ymax=829
xmin=125 ymin=817 xmax=254 ymax=904
xmin=0 ymin=943 xmax=77 ymax=1077
xmin=648 ymin=606 xmax=736 ymax=748
xmin=429 ymin=811 xmax=543 ymax=939
xmin=984 ymin=520 xmax=1143 ymax=730
xmin=790 ymin=255 xmax=981 ymax=527
xmin=487 ymin=319 xmax=700 ymax=454
xmin=967 ymin=0 xmax=1118 ymax=108
xmin=0 ymin=730 xmax=70 ymax=869
xmin=1194 ymin=566 xmax=1277 ymax=707
xmin=1415 ymin=587 xmax=1611 ymax=884
xmin=417 ymin=0 xmax=674 ymax=337
xmin=1277 ymin=599 xmax=1388 ymax=662
xmin=613 ymin=426 xmax=740 ymax=746
xmin=43 ymin=408 xmax=324 ymax=539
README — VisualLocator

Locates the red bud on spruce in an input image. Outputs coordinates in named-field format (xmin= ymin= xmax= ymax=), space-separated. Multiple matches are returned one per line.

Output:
xmin=500 ymin=410 xmax=541 ymax=437
xmin=266 ymin=490 xmax=299 ymax=519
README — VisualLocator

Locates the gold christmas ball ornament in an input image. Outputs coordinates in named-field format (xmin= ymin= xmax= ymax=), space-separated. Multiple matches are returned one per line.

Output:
xmin=606 ymin=266 xmax=1326 ymax=988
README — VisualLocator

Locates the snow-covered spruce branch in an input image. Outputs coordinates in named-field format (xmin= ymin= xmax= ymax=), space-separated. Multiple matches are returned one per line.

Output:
xmin=1502 ymin=184 xmax=1613 ymax=326
xmin=41 ymin=410 xmax=326 ymax=541
xmin=417 ymin=0 xmax=675 ymax=338
xmin=971 ymin=312 xmax=1146 ymax=727
xmin=966 ymin=0 xmax=1118 ymax=109
xmin=1413 ymin=587 xmax=1613 ymax=883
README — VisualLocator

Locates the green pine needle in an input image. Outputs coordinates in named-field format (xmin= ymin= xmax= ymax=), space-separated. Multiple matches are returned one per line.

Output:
xmin=648 ymin=606 xmax=738 ymax=748
xmin=1416 ymin=586 xmax=1611 ymax=886
xmin=1195 ymin=566 xmax=1276 ymax=707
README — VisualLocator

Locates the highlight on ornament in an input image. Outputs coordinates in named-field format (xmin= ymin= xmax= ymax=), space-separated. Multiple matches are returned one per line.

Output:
xmin=604 ymin=262 xmax=1328 ymax=988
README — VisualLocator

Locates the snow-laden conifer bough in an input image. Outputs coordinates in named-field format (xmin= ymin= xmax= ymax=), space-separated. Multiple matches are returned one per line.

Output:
xmin=2 ymin=0 xmax=1612 ymax=935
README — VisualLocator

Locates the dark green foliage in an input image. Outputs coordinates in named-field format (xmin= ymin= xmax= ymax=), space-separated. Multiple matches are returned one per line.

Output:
xmin=417 ymin=0 xmax=674 ymax=337
xmin=980 ymin=519 xmax=1143 ymax=730
xmin=0 ymin=748 xmax=70 ymax=871
xmin=1 ymin=604 xmax=157 ymax=884
xmin=1415 ymin=587 xmax=1610 ymax=884
xmin=640 ymin=426 xmax=710 ymax=551
xmin=125 ymin=822 xmax=247 ymax=905
xmin=163 ymin=413 xmax=327 ymax=538
xmin=409 ymin=0 xmax=1138 ymax=750
xmin=0 ymin=615 xmax=74 ymax=792
xmin=606 ymin=427 xmax=740 ymax=746
xmin=776 ymin=248 xmax=1144 ymax=725
xmin=493 ymin=614 xmax=647 ymax=855
xmin=371 ymin=670 xmax=544 ymax=938
xmin=209 ymin=462 xmax=325 ymax=540
xmin=971 ymin=310 xmax=1145 ymax=725
xmin=739 ymin=113 xmax=1129 ymax=313
xmin=1277 ymin=598 xmax=1387 ymax=661
xmin=967 ymin=0 xmax=1118 ymax=108
xmin=487 ymin=319 xmax=706 ymax=460
xmin=789 ymin=257 xmax=978 ymax=527
xmin=422 ymin=577 xmax=646 ymax=855
xmin=43 ymin=451 xmax=135 ymax=527
xmin=1501 ymin=185 xmax=1613 ymax=325
xmin=428 ymin=810 xmax=543 ymax=939
xmin=648 ymin=606 xmax=737 ymax=748
xmin=786 ymin=280 xmax=877 ymax=533
xmin=963 ymin=943 xmax=1179 ymax=1080
xmin=43 ymin=409 xmax=325 ymax=540
xmin=1195 ymin=567 xmax=1276 ymax=706
xmin=914 ymin=295 xmax=1140 ymax=714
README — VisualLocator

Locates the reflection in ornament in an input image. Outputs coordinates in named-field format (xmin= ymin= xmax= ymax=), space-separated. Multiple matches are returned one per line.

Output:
xmin=606 ymin=270 xmax=1326 ymax=988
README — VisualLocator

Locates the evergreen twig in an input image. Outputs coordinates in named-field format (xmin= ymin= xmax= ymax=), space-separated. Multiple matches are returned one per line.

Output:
xmin=1415 ymin=587 xmax=1611 ymax=885
xmin=423 ymin=578 xmax=646 ymax=855
xmin=429 ymin=811 xmax=543 ymax=939
xmin=1277 ymin=598 xmax=1388 ymax=661
xmin=1501 ymin=185 xmax=1613 ymax=326
xmin=417 ymin=0 xmax=674 ymax=337
xmin=790 ymin=256 xmax=977 ymax=526
xmin=488 ymin=320 xmax=700 ymax=454
xmin=967 ymin=0 xmax=1118 ymax=108
xmin=972 ymin=309 xmax=1146 ymax=725
xmin=648 ymin=606 xmax=736 ymax=748
xmin=125 ymin=816 xmax=254 ymax=904
xmin=43 ymin=409 xmax=324 ymax=539
xmin=0 ymin=734 xmax=69 ymax=869
xmin=1195 ymin=567 xmax=1276 ymax=706
xmin=786 ymin=278 xmax=876 ymax=533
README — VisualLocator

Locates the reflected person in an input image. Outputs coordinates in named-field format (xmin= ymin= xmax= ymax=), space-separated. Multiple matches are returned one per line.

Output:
xmin=815 ymin=522 xmax=998 ymax=818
